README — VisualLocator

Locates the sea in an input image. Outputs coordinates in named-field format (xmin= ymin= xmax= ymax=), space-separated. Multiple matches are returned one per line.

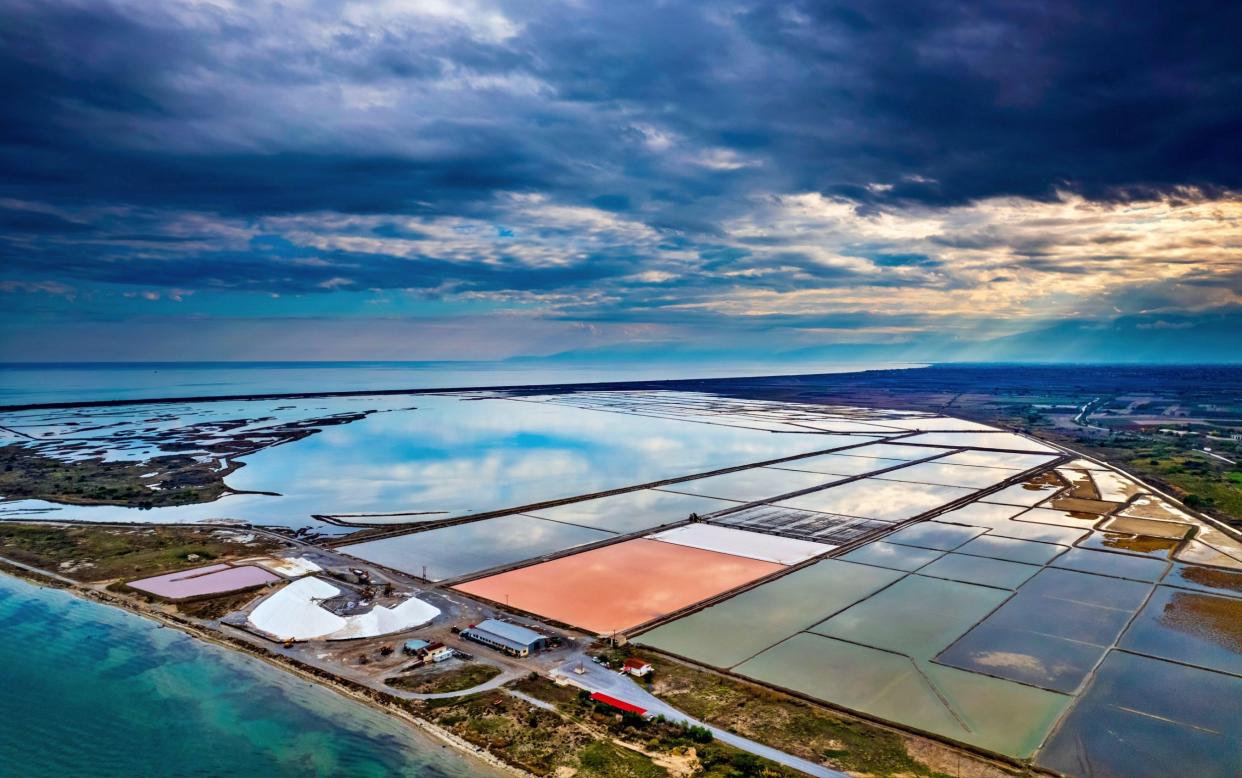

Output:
xmin=0 ymin=360 xmax=910 ymax=777
xmin=0 ymin=574 xmax=503 ymax=778
xmin=0 ymin=360 xmax=912 ymax=406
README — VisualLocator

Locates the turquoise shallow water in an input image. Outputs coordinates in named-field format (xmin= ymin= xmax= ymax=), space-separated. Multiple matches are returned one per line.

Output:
xmin=0 ymin=574 xmax=497 ymax=778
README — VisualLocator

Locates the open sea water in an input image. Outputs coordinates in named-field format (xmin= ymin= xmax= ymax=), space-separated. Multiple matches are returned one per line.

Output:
xmin=0 ymin=360 xmax=909 ymax=406
xmin=0 ymin=574 xmax=502 ymax=778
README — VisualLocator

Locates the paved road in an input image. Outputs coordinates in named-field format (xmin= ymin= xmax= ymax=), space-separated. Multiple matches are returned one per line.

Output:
xmin=0 ymin=554 xmax=78 ymax=584
xmin=506 ymin=688 xmax=557 ymax=712
xmin=554 ymin=659 xmax=845 ymax=778
xmin=390 ymin=665 xmax=524 ymax=701
xmin=1200 ymin=448 xmax=1237 ymax=465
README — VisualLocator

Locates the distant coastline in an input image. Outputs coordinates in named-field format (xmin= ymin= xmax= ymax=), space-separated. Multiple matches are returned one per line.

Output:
xmin=0 ymin=360 xmax=923 ymax=407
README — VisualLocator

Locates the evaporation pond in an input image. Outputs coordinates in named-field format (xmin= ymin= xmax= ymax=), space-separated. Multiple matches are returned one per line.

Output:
xmin=1091 ymin=470 xmax=1144 ymax=502
xmin=809 ymin=574 xmax=1008 ymax=658
xmin=662 ymin=467 xmax=846 ymax=502
xmin=937 ymin=567 xmax=1152 ymax=692
xmin=983 ymin=481 xmax=1062 ymax=507
xmin=898 ymin=432 xmax=1058 ymax=453
xmin=1016 ymin=566 xmax=1153 ymax=610
xmin=338 ymin=515 xmax=613 ymax=581
xmin=737 ymin=633 xmax=1069 ymax=758
xmin=736 ymin=633 xmax=966 ymax=740
xmin=1036 ymin=652 xmax=1242 ymax=778
xmin=1100 ymin=515 xmax=1193 ymax=539
xmin=1077 ymin=532 xmax=1180 ymax=558
xmin=884 ymin=521 xmax=989 ymax=551
xmin=637 ymin=559 xmax=904 ymax=668
xmin=1119 ymin=586 xmax=1242 ymax=675
xmin=937 ymin=450 xmax=1057 ymax=470
xmin=954 ymin=535 xmax=1067 ymax=565
xmin=775 ymin=480 xmax=976 ymax=522
xmin=771 ymin=452 xmax=909 ymax=477
xmin=648 ymin=524 xmax=831 ymax=565
xmin=840 ymin=541 xmax=944 ymax=571
xmin=876 ymin=461 xmax=1018 ymax=489
xmin=934 ymin=501 xmax=1028 ymax=526
xmin=1017 ymin=507 xmax=1104 ymax=527
xmin=919 ymin=662 xmax=1071 ymax=758
xmin=917 ymin=553 xmax=1041 ymax=589
xmin=1119 ymin=496 xmax=1197 ymax=522
xmin=128 ymin=564 xmax=280 ymax=599
xmin=937 ymin=618 xmax=1107 ymax=693
xmin=453 ymin=538 xmax=781 ymax=634
xmin=980 ymin=518 xmax=1089 ymax=545
xmin=1163 ymin=563 xmax=1242 ymax=598
xmin=1046 ymin=496 xmax=1120 ymax=515
xmin=525 ymin=489 xmax=737 ymax=534
xmin=836 ymin=442 xmax=953 ymax=461
xmin=1050 ymin=547 xmax=1169 ymax=582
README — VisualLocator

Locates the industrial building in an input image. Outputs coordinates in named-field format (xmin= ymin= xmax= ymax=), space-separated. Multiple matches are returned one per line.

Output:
xmin=460 ymin=619 xmax=548 ymax=657
xmin=590 ymin=692 xmax=650 ymax=718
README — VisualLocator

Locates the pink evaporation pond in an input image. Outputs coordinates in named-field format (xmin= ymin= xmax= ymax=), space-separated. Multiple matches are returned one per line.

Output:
xmin=454 ymin=538 xmax=782 ymax=635
xmin=128 ymin=563 xmax=280 ymax=599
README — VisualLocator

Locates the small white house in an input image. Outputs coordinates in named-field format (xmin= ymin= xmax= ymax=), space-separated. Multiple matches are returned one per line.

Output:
xmin=623 ymin=658 xmax=653 ymax=677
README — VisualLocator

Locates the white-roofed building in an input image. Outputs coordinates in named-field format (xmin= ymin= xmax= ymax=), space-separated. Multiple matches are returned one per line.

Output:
xmin=461 ymin=618 xmax=548 ymax=656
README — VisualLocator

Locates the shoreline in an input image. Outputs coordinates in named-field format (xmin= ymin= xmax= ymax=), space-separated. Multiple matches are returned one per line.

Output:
xmin=3 ymin=377 xmax=1238 ymax=778
xmin=0 ymin=558 xmax=532 ymax=778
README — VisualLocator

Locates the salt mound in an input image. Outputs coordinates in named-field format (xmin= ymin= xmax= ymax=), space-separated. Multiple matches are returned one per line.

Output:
xmin=247 ymin=577 xmax=440 ymax=641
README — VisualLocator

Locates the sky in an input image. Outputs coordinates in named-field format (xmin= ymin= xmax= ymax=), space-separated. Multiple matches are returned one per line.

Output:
xmin=1 ymin=0 xmax=1240 ymax=363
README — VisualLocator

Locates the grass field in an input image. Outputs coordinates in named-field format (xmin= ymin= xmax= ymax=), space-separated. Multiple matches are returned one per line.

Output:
xmin=419 ymin=674 xmax=816 ymax=778
xmin=506 ymin=675 xmax=805 ymax=778
xmin=416 ymin=690 xmax=608 ymax=776
xmin=0 ymin=522 xmax=280 ymax=582
xmin=0 ymin=445 xmax=233 ymax=507
xmin=387 ymin=663 xmax=502 ymax=694
xmin=173 ymin=588 xmax=268 ymax=619
xmin=1048 ymin=436 xmax=1242 ymax=523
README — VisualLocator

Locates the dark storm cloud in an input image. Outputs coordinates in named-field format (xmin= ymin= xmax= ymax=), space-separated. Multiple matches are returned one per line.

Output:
xmin=2 ymin=0 xmax=1240 ymax=220
xmin=1 ymin=0 xmax=1240 ymax=361
xmin=1 ymin=232 xmax=635 ymax=296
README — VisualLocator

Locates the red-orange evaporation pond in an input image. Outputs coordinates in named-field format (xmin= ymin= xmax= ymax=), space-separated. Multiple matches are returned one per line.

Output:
xmin=452 ymin=538 xmax=782 ymax=635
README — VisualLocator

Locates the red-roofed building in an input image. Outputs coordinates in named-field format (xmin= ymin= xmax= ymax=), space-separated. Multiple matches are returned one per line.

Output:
xmin=590 ymin=692 xmax=650 ymax=717
xmin=622 ymin=658 xmax=653 ymax=677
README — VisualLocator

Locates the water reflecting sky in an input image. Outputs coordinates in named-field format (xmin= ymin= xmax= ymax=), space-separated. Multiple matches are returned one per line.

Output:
xmin=2 ymin=394 xmax=833 ymax=532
